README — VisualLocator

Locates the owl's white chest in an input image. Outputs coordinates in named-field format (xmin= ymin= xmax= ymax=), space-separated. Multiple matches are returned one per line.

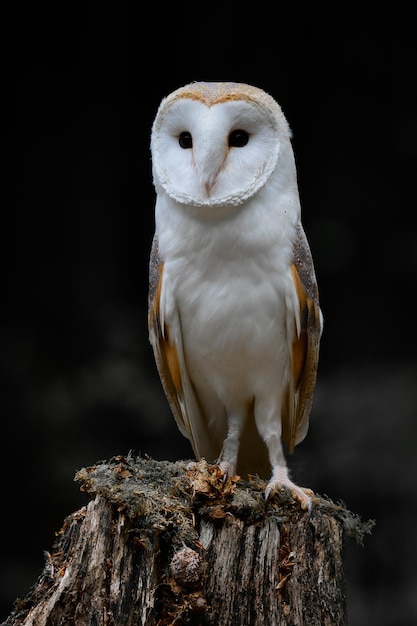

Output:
xmin=175 ymin=255 xmax=289 ymax=392
xmin=157 ymin=187 xmax=299 ymax=402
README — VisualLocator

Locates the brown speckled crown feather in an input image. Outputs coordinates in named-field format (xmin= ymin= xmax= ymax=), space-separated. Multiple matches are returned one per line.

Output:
xmin=158 ymin=81 xmax=289 ymax=134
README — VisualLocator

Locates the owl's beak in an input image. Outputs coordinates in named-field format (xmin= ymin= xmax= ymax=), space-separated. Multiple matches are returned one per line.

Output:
xmin=199 ymin=160 xmax=224 ymax=198
xmin=195 ymin=140 xmax=226 ymax=198
xmin=204 ymin=179 xmax=215 ymax=195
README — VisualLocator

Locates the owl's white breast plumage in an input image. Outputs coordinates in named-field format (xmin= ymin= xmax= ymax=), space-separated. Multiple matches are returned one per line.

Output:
xmin=148 ymin=81 xmax=322 ymax=510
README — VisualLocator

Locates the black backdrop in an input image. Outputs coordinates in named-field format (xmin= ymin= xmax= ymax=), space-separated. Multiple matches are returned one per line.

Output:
xmin=1 ymin=4 xmax=416 ymax=625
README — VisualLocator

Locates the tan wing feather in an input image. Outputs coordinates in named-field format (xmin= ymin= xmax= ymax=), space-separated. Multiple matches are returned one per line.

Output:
xmin=148 ymin=235 xmax=188 ymax=437
xmin=148 ymin=234 xmax=220 ymax=461
xmin=282 ymin=224 xmax=322 ymax=453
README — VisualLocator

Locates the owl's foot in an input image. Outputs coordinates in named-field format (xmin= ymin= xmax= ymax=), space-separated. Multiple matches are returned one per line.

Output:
xmin=218 ymin=461 xmax=236 ymax=483
xmin=186 ymin=458 xmax=237 ymax=483
xmin=265 ymin=466 xmax=314 ymax=512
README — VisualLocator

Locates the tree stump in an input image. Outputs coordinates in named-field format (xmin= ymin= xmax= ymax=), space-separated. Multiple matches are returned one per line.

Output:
xmin=3 ymin=455 xmax=374 ymax=626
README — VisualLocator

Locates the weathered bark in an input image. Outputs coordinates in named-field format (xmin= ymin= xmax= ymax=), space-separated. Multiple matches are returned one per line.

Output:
xmin=3 ymin=456 xmax=374 ymax=626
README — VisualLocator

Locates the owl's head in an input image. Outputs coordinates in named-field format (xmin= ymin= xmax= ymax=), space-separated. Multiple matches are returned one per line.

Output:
xmin=151 ymin=82 xmax=294 ymax=208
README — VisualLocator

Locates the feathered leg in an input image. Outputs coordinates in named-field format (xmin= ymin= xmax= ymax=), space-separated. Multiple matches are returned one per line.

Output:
xmin=217 ymin=413 xmax=246 ymax=479
xmin=254 ymin=400 xmax=313 ymax=511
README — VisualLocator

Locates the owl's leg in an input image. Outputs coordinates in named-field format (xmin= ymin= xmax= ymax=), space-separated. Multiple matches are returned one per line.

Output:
xmin=254 ymin=403 xmax=313 ymax=512
xmin=217 ymin=413 xmax=245 ymax=480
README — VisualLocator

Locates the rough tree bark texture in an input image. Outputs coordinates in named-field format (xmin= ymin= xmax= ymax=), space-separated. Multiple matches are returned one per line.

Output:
xmin=3 ymin=456 xmax=374 ymax=626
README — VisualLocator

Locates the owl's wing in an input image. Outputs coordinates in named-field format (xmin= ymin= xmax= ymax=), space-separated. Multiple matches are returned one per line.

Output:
xmin=148 ymin=235 xmax=186 ymax=435
xmin=282 ymin=224 xmax=323 ymax=453
xmin=148 ymin=234 xmax=218 ymax=459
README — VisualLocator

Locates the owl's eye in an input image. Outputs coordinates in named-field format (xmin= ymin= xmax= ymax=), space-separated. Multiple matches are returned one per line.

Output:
xmin=178 ymin=131 xmax=193 ymax=149
xmin=228 ymin=129 xmax=249 ymax=147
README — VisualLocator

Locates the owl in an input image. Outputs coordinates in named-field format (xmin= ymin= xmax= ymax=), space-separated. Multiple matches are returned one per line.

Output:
xmin=148 ymin=82 xmax=323 ymax=510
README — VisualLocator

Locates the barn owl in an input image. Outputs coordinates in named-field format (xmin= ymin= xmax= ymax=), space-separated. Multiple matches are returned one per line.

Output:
xmin=148 ymin=82 xmax=323 ymax=511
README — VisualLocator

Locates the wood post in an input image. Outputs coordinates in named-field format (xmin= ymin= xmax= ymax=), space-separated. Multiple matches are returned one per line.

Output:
xmin=3 ymin=456 xmax=374 ymax=626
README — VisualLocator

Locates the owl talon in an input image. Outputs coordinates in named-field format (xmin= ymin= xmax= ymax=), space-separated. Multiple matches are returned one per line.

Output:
xmin=265 ymin=483 xmax=274 ymax=501
xmin=265 ymin=469 xmax=314 ymax=512
xmin=218 ymin=461 xmax=235 ymax=482
xmin=265 ymin=482 xmax=313 ymax=512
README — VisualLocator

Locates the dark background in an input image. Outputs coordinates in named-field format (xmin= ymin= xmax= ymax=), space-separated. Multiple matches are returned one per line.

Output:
xmin=1 ymin=3 xmax=416 ymax=625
